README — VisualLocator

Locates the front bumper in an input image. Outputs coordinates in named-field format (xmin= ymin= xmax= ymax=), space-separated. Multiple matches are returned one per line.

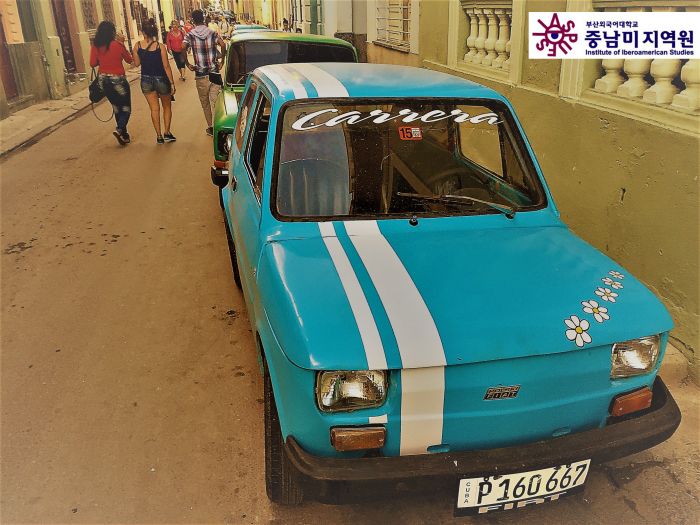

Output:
xmin=285 ymin=377 xmax=680 ymax=502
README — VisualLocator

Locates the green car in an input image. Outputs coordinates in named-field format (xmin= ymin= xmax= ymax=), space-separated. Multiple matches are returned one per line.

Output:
xmin=210 ymin=31 xmax=357 ymax=186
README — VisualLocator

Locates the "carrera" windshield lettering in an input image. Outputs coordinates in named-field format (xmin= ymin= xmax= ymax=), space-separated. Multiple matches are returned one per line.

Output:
xmin=291 ymin=108 xmax=501 ymax=131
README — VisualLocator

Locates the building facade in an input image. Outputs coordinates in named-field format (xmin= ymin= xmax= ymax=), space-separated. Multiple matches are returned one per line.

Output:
xmin=310 ymin=0 xmax=699 ymax=382
xmin=419 ymin=0 xmax=699 ymax=382
xmin=0 ymin=0 xmax=183 ymax=120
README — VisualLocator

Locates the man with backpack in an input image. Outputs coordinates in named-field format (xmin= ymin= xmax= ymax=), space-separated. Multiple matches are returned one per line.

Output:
xmin=183 ymin=9 xmax=226 ymax=136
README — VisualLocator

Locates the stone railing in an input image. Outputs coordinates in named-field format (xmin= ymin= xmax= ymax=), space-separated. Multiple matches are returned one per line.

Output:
xmin=591 ymin=1 xmax=699 ymax=112
xmin=460 ymin=1 xmax=513 ymax=73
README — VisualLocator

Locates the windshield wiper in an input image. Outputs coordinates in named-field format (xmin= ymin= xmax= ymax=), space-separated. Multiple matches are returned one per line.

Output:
xmin=397 ymin=192 xmax=516 ymax=219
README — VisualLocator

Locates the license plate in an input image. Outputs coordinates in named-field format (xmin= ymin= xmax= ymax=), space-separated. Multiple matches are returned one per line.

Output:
xmin=455 ymin=459 xmax=591 ymax=516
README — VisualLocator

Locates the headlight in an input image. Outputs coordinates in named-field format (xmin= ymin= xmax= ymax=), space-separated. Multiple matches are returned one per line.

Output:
xmin=611 ymin=335 xmax=661 ymax=378
xmin=218 ymin=131 xmax=232 ymax=154
xmin=316 ymin=371 xmax=387 ymax=412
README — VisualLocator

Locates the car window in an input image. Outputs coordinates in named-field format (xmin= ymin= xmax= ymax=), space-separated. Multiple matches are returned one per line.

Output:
xmin=274 ymin=99 xmax=546 ymax=219
xmin=235 ymin=82 xmax=257 ymax=151
xmin=244 ymin=91 xmax=271 ymax=201
xmin=458 ymin=105 xmax=503 ymax=177
xmin=226 ymin=41 xmax=356 ymax=85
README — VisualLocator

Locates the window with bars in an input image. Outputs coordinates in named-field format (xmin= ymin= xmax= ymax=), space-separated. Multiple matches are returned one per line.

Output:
xmin=80 ymin=0 xmax=99 ymax=30
xmin=102 ymin=0 xmax=116 ymax=25
xmin=376 ymin=0 xmax=411 ymax=52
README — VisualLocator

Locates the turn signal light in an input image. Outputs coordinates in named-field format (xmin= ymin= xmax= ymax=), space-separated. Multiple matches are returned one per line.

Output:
xmin=330 ymin=426 xmax=386 ymax=452
xmin=610 ymin=387 xmax=653 ymax=417
xmin=213 ymin=160 xmax=227 ymax=169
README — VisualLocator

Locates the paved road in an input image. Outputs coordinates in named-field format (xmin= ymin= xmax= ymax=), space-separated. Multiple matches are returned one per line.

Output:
xmin=1 ymin=75 xmax=699 ymax=524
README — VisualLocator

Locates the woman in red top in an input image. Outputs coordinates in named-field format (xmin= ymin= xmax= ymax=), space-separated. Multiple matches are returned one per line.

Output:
xmin=90 ymin=21 xmax=133 ymax=145
xmin=166 ymin=21 xmax=187 ymax=81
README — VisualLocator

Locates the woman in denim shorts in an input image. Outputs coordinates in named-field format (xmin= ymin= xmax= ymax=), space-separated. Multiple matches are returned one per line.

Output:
xmin=132 ymin=19 xmax=177 ymax=144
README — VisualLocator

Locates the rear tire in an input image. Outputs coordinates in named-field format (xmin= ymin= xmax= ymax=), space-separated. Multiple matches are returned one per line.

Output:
xmin=222 ymin=209 xmax=242 ymax=289
xmin=264 ymin=362 xmax=304 ymax=505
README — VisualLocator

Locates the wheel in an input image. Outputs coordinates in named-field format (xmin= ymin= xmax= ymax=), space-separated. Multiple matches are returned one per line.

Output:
xmin=222 ymin=210 xmax=242 ymax=289
xmin=264 ymin=362 xmax=304 ymax=505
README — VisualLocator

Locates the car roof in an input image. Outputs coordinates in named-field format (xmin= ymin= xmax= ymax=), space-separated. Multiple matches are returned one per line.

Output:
xmin=253 ymin=63 xmax=503 ymax=102
xmin=229 ymin=30 xmax=355 ymax=50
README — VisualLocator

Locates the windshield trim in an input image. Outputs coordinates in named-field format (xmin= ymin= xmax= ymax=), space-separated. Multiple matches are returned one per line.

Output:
xmin=269 ymin=97 xmax=549 ymax=223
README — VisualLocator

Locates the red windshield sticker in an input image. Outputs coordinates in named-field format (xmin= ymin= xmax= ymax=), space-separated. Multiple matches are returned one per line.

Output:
xmin=399 ymin=127 xmax=422 ymax=141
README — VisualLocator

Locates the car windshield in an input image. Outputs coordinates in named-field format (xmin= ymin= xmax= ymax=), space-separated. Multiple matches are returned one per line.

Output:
xmin=226 ymin=41 xmax=356 ymax=85
xmin=274 ymin=100 xmax=546 ymax=219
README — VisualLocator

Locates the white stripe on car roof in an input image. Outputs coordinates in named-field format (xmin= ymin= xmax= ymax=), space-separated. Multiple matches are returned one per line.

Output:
xmin=287 ymin=63 xmax=349 ymax=97
xmin=258 ymin=65 xmax=307 ymax=99
xmin=318 ymin=222 xmax=387 ymax=370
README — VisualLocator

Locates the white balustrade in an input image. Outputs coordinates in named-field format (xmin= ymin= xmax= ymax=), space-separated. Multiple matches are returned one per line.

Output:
xmin=672 ymin=60 xmax=700 ymax=111
xmin=594 ymin=59 xmax=626 ymax=93
xmin=474 ymin=10 xmax=487 ymax=63
xmin=482 ymin=9 xmax=498 ymax=66
xmin=460 ymin=2 xmax=512 ymax=72
xmin=464 ymin=8 xmax=478 ymax=62
xmin=590 ymin=2 xmax=699 ymax=113
xmin=494 ymin=9 xmax=510 ymax=69
xmin=616 ymin=59 xmax=653 ymax=98
xmin=643 ymin=59 xmax=682 ymax=104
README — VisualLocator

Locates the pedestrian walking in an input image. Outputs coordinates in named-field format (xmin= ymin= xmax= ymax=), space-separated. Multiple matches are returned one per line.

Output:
xmin=184 ymin=19 xmax=194 ymax=33
xmin=90 ymin=21 xmax=133 ymax=146
xmin=207 ymin=15 xmax=219 ymax=35
xmin=166 ymin=21 xmax=187 ymax=81
xmin=132 ymin=19 xmax=177 ymax=144
xmin=219 ymin=16 xmax=230 ymax=39
xmin=183 ymin=9 xmax=226 ymax=136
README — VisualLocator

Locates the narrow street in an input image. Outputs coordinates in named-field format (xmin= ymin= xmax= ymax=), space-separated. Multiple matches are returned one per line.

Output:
xmin=1 ymin=76 xmax=698 ymax=525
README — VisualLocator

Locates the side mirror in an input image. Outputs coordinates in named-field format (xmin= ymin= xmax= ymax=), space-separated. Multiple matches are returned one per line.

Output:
xmin=209 ymin=71 xmax=224 ymax=86
xmin=211 ymin=166 xmax=229 ymax=188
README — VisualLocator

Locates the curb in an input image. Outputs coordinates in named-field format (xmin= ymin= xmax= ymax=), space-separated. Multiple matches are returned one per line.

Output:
xmin=0 ymin=71 xmax=141 ymax=161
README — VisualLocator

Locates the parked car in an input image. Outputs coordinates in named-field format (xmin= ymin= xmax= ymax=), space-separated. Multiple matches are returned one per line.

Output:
xmin=232 ymin=23 xmax=269 ymax=32
xmin=218 ymin=63 xmax=681 ymax=512
xmin=210 ymin=31 xmax=357 ymax=187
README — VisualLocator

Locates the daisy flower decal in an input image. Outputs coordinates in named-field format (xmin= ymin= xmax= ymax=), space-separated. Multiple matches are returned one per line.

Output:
xmin=609 ymin=270 xmax=624 ymax=280
xmin=595 ymin=287 xmax=618 ymax=302
xmin=564 ymin=315 xmax=592 ymax=347
xmin=582 ymin=300 xmax=610 ymax=323
xmin=602 ymin=277 xmax=624 ymax=289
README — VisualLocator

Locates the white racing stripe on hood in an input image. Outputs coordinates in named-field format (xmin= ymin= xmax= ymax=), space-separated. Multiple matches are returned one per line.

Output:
xmin=318 ymin=222 xmax=387 ymax=370
xmin=344 ymin=220 xmax=446 ymax=455
xmin=287 ymin=64 xmax=349 ymax=97
xmin=259 ymin=65 xmax=307 ymax=99
xmin=400 ymin=367 xmax=445 ymax=456
xmin=344 ymin=220 xmax=445 ymax=368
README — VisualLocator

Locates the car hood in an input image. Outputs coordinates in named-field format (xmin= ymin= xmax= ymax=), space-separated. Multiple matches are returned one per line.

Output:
xmin=257 ymin=220 xmax=672 ymax=370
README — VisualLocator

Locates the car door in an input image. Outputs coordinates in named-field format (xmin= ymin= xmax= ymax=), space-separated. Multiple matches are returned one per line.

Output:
xmin=228 ymin=87 xmax=271 ymax=304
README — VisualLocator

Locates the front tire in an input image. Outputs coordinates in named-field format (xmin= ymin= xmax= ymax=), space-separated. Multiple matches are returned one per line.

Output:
xmin=264 ymin=363 xmax=303 ymax=505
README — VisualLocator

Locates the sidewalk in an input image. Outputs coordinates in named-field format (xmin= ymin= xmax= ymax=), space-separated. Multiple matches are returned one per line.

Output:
xmin=0 ymin=68 xmax=140 ymax=157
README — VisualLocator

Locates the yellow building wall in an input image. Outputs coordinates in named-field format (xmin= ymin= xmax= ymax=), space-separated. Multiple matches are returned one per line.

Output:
xmin=419 ymin=0 xmax=700 ymax=383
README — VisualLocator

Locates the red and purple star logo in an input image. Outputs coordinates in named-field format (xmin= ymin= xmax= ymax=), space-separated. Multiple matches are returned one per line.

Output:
xmin=533 ymin=13 xmax=578 ymax=57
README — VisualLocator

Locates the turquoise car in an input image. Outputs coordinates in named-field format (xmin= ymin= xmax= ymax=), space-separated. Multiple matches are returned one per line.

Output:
xmin=210 ymin=32 xmax=357 ymax=186
xmin=219 ymin=63 xmax=680 ymax=512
